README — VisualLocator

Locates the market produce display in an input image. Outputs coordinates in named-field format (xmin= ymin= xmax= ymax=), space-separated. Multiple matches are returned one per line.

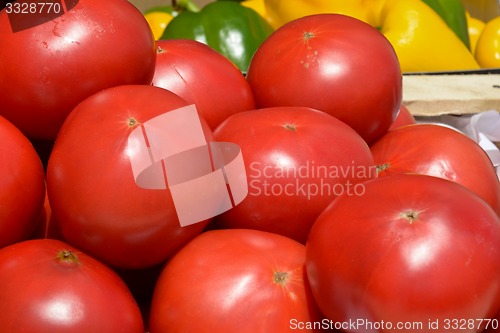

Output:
xmin=145 ymin=0 xmax=500 ymax=72
xmin=143 ymin=0 xmax=201 ymax=40
xmin=151 ymin=39 xmax=256 ymax=129
xmin=0 ymin=0 xmax=499 ymax=332
xmin=159 ymin=0 xmax=274 ymax=72
xmin=476 ymin=15 xmax=500 ymax=69
xmin=306 ymin=174 xmax=500 ymax=332
xmin=245 ymin=13 xmax=403 ymax=144
xmin=421 ymin=0 xmax=471 ymax=49
xmin=467 ymin=11 xmax=486 ymax=55
xmin=149 ymin=228 xmax=323 ymax=332
xmin=0 ymin=239 xmax=145 ymax=332
xmin=0 ymin=0 xmax=157 ymax=140
xmin=371 ymin=123 xmax=500 ymax=215
xmin=0 ymin=115 xmax=45 ymax=248
xmin=272 ymin=0 xmax=472 ymax=73
xmin=211 ymin=106 xmax=377 ymax=243
xmin=46 ymin=85 xmax=212 ymax=269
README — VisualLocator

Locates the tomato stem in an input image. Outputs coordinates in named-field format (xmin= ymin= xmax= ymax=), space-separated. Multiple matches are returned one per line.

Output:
xmin=303 ymin=32 xmax=315 ymax=40
xmin=400 ymin=209 xmax=423 ymax=223
xmin=376 ymin=163 xmax=390 ymax=174
xmin=273 ymin=271 xmax=289 ymax=285
xmin=57 ymin=250 xmax=80 ymax=265
xmin=128 ymin=117 xmax=138 ymax=128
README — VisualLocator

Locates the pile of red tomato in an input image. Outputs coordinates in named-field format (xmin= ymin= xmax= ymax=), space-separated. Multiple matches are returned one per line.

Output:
xmin=0 ymin=1 xmax=499 ymax=332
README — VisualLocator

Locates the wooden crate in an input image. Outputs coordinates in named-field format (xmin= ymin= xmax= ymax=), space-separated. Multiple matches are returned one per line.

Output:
xmin=403 ymin=70 xmax=500 ymax=172
xmin=403 ymin=70 xmax=500 ymax=116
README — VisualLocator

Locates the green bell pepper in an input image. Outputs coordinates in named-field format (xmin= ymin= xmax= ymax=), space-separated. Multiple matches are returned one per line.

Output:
xmin=421 ymin=0 xmax=471 ymax=50
xmin=144 ymin=0 xmax=200 ymax=16
xmin=160 ymin=0 xmax=274 ymax=73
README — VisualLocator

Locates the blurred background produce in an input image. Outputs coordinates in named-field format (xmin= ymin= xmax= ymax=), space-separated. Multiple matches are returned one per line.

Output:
xmin=159 ymin=0 xmax=273 ymax=72
xmin=0 ymin=1 xmax=498 ymax=330
xmin=133 ymin=0 xmax=500 ymax=73
xmin=130 ymin=0 xmax=212 ymax=12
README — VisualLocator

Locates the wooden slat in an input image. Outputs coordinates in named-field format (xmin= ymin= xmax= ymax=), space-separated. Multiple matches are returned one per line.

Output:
xmin=402 ymin=74 xmax=500 ymax=116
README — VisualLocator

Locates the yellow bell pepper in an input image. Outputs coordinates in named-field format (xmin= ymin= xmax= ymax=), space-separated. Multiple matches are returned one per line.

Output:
xmin=143 ymin=1 xmax=199 ymax=41
xmin=241 ymin=0 xmax=276 ymax=28
xmin=475 ymin=16 xmax=500 ymax=68
xmin=144 ymin=11 xmax=174 ymax=40
xmin=466 ymin=12 xmax=486 ymax=55
xmin=263 ymin=0 xmax=374 ymax=28
xmin=372 ymin=0 xmax=480 ymax=72
xmin=264 ymin=0 xmax=480 ymax=72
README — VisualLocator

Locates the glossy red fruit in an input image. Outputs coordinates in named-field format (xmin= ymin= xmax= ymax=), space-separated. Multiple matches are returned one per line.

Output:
xmin=388 ymin=104 xmax=416 ymax=131
xmin=152 ymin=39 xmax=256 ymax=129
xmin=0 ymin=0 xmax=156 ymax=140
xmin=371 ymin=123 xmax=500 ymax=215
xmin=212 ymin=106 xmax=376 ymax=243
xmin=47 ymin=85 xmax=212 ymax=269
xmin=0 ymin=239 xmax=144 ymax=332
xmin=247 ymin=14 xmax=402 ymax=144
xmin=306 ymin=174 xmax=500 ymax=332
xmin=0 ymin=115 xmax=45 ymax=248
xmin=150 ymin=229 xmax=323 ymax=333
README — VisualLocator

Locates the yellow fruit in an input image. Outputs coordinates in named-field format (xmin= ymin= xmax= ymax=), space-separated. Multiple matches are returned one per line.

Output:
xmin=376 ymin=0 xmax=480 ymax=72
xmin=144 ymin=11 xmax=174 ymax=40
xmin=466 ymin=12 xmax=486 ymax=55
xmin=241 ymin=0 xmax=276 ymax=28
xmin=475 ymin=16 xmax=500 ymax=68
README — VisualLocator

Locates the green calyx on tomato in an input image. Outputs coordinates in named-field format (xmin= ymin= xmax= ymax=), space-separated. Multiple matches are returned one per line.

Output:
xmin=421 ymin=0 xmax=471 ymax=50
xmin=160 ymin=0 xmax=274 ymax=73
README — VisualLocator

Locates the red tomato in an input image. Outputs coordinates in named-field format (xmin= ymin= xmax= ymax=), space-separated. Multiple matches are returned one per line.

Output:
xmin=0 ymin=115 xmax=45 ymax=248
xmin=116 ymin=264 xmax=164 ymax=332
xmin=30 ymin=187 xmax=64 ymax=240
xmin=150 ymin=229 xmax=323 ymax=333
xmin=306 ymin=174 xmax=500 ymax=332
xmin=30 ymin=139 xmax=55 ymax=170
xmin=152 ymin=39 xmax=256 ymax=129
xmin=0 ymin=0 xmax=156 ymax=140
xmin=246 ymin=14 xmax=402 ymax=144
xmin=484 ymin=310 xmax=500 ymax=333
xmin=0 ymin=239 xmax=144 ymax=332
xmin=31 ymin=188 xmax=51 ymax=238
xmin=212 ymin=106 xmax=376 ymax=243
xmin=370 ymin=123 xmax=500 ymax=215
xmin=388 ymin=104 xmax=416 ymax=131
xmin=46 ymin=85 xmax=211 ymax=269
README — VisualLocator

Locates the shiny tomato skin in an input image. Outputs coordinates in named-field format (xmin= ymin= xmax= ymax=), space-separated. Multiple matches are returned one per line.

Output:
xmin=0 ymin=115 xmax=45 ymax=248
xmin=0 ymin=0 xmax=156 ymax=140
xmin=388 ymin=104 xmax=416 ymax=131
xmin=152 ymin=39 xmax=256 ymax=129
xmin=483 ymin=310 xmax=500 ymax=332
xmin=370 ymin=123 xmax=500 ymax=215
xmin=150 ymin=229 xmax=323 ymax=333
xmin=46 ymin=85 xmax=211 ymax=269
xmin=306 ymin=174 xmax=500 ymax=332
xmin=30 ymin=187 xmax=64 ymax=241
xmin=0 ymin=239 xmax=143 ymax=332
xmin=246 ymin=14 xmax=402 ymax=144
xmin=212 ymin=106 xmax=376 ymax=243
